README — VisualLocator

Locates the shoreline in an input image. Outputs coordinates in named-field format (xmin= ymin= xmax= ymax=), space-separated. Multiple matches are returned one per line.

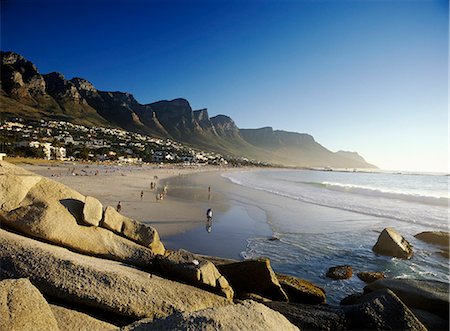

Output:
xmin=18 ymin=159 xmax=241 ymax=238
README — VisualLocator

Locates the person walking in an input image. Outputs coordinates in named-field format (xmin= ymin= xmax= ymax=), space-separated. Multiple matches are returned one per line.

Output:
xmin=116 ymin=201 xmax=122 ymax=213
xmin=206 ymin=208 xmax=213 ymax=221
xmin=140 ymin=190 xmax=144 ymax=199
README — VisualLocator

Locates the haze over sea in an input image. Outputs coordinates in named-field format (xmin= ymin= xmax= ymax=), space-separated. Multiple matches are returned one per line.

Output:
xmin=162 ymin=168 xmax=449 ymax=304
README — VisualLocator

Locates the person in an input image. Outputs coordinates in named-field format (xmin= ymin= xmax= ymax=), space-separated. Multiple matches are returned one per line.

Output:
xmin=116 ymin=201 xmax=122 ymax=213
xmin=140 ymin=190 xmax=144 ymax=199
xmin=206 ymin=208 xmax=213 ymax=221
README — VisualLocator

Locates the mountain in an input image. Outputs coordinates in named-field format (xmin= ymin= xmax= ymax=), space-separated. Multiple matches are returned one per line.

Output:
xmin=0 ymin=52 xmax=110 ymax=127
xmin=0 ymin=51 xmax=376 ymax=168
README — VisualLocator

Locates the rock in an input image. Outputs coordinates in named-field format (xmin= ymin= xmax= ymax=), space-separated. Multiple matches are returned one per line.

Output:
xmin=410 ymin=308 xmax=449 ymax=331
xmin=372 ymin=227 xmax=413 ymax=259
xmin=155 ymin=249 xmax=234 ymax=300
xmin=344 ymin=288 xmax=427 ymax=331
xmin=340 ymin=293 xmax=363 ymax=306
xmin=50 ymin=304 xmax=117 ymax=331
xmin=364 ymin=278 xmax=450 ymax=320
xmin=121 ymin=300 xmax=299 ymax=331
xmin=415 ymin=231 xmax=450 ymax=247
xmin=102 ymin=205 xmax=125 ymax=232
xmin=356 ymin=271 xmax=385 ymax=283
xmin=267 ymin=289 xmax=427 ymax=330
xmin=326 ymin=265 xmax=353 ymax=280
xmin=277 ymin=273 xmax=326 ymax=304
xmin=82 ymin=196 xmax=103 ymax=226
xmin=121 ymin=218 xmax=165 ymax=254
xmin=217 ymin=258 xmax=289 ymax=302
xmin=0 ymin=173 xmax=42 ymax=213
xmin=0 ymin=278 xmax=60 ymax=331
xmin=264 ymin=301 xmax=346 ymax=330
xmin=102 ymin=206 xmax=165 ymax=254
xmin=1 ymin=167 xmax=164 ymax=267
xmin=0 ymin=229 xmax=228 ymax=320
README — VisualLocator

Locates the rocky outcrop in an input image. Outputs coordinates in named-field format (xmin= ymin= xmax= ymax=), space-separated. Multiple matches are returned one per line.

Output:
xmin=264 ymin=301 xmax=346 ymax=330
xmin=217 ymin=259 xmax=288 ymax=301
xmin=121 ymin=300 xmax=299 ymax=331
xmin=266 ymin=289 xmax=427 ymax=331
xmin=155 ymin=250 xmax=234 ymax=300
xmin=0 ymin=161 xmax=164 ymax=267
xmin=82 ymin=196 xmax=103 ymax=226
xmin=414 ymin=231 xmax=449 ymax=247
xmin=0 ymin=229 xmax=228 ymax=320
xmin=364 ymin=278 xmax=450 ymax=320
xmin=0 ymin=278 xmax=60 ymax=331
xmin=0 ymin=51 xmax=52 ymax=107
xmin=357 ymin=271 xmax=385 ymax=283
xmin=372 ymin=228 xmax=413 ymax=259
xmin=344 ymin=289 xmax=427 ymax=331
xmin=102 ymin=206 xmax=165 ymax=254
xmin=50 ymin=304 xmax=117 ymax=331
xmin=276 ymin=274 xmax=326 ymax=304
xmin=326 ymin=265 xmax=353 ymax=280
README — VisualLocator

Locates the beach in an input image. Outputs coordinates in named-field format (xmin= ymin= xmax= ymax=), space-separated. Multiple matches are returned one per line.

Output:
xmin=18 ymin=160 xmax=232 ymax=238
xmin=17 ymin=161 xmax=450 ymax=305
xmin=2 ymin=159 xmax=449 ymax=330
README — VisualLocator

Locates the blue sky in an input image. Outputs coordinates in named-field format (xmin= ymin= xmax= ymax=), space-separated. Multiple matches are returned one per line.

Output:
xmin=1 ymin=0 xmax=448 ymax=172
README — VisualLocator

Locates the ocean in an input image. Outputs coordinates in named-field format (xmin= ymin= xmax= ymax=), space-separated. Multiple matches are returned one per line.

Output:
xmin=163 ymin=168 xmax=449 ymax=304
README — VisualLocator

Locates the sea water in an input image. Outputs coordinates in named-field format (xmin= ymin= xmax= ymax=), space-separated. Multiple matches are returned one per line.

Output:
xmin=164 ymin=169 xmax=449 ymax=304
xmin=223 ymin=169 xmax=449 ymax=303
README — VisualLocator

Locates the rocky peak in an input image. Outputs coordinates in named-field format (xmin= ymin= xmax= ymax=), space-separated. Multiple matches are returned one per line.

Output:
xmin=0 ymin=51 xmax=46 ymax=97
xmin=71 ymin=77 xmax=97 ymax=93
xmin=43 ymin=72 xmax=83 ymax=104
xmin=150 ymin=98 xmax=193 ymax=118
xmin=210 ymin=115 xmax=238 ymax=130
xmin=109 ymin=91 xmax=140 ymax=107
xmin=193 ymin=109 xmax=209 ymax=122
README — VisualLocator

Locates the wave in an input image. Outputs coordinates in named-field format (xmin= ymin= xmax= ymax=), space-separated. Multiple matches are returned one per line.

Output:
xmin=316 ymin=181 xmax=449 ymax=207
xmin=222 ymin=172 xmax=449 ymax=230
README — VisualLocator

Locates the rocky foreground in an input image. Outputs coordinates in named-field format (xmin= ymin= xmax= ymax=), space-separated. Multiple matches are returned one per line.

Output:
xmin=0 ymin=161 xmax=448 ymax=330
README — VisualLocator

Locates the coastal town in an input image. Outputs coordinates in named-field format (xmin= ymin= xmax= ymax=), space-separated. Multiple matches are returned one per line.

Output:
xmin=0 ymin=118 xmax=269 ymax=167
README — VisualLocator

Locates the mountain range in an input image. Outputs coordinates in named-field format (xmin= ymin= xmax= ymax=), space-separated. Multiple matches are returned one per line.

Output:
xmin=0 ymin=51 xmax=375 ymax=168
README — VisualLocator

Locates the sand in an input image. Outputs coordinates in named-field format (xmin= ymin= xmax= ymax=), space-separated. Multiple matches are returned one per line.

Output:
xmin=19 ymin=161 xmax=232 ymax=238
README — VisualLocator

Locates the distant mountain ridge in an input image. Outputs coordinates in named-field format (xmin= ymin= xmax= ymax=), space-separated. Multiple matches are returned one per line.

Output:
xmin=0 ymin=51 xmax=376 ymax=168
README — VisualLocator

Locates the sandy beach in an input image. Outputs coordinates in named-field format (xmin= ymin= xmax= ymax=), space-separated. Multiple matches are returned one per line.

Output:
xmin=17 ymin=160 xmax=234 ymax=238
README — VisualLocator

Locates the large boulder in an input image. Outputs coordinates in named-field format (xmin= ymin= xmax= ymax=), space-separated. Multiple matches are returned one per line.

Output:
xmin=264 ymin=301 xmax=346 ymax=330
xmin=0 ymin=278 xmax=60 ymax=331
xmin=0 ymin=229 xmax=228 ymax=320
xmin=0 ymin=164 xmax=164 ymax=267
xmin=364 ymin=278 xmax=450 ymax=320
xmin=217 ymin=259 xmax=289 ymax=301
xmin=50 ymin=304 xmax=117 ymax=331
xmin=102 ymin=206 xmax=165 ymax=255
xmin=82 ymin=196 xmax=103 ymax=226
xmin=121 ymin=300 xmax=299 ymax=331
xmin=414 ymin=231 xmax=449 ymax=247
xmin=0 ymin=173 xmax=42 ymax=213
xmin=266 ymin=289 xmax=427 ymax=330
xmin=372 ymin=227 xmax=413 ymax=259
xmin=276 ymin=274 xmax=326 ymax=304
xmin=155 ymin=249 xmax=234 ymax=300
xmin=344 ymin=288 xmax=427 ymax=330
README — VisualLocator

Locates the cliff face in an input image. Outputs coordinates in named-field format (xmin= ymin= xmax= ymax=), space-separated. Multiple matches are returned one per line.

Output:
xmin=0 ymin=51 xmax=376 ymax=168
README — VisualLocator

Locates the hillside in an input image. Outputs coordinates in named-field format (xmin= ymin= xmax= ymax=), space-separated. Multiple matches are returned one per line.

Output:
xmin=0 ymin=51 xmax=376 ymax=168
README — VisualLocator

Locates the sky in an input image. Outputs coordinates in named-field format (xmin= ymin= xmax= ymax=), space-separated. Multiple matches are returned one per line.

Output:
xmin=1 ymin=0 xmax=448 ymax=172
